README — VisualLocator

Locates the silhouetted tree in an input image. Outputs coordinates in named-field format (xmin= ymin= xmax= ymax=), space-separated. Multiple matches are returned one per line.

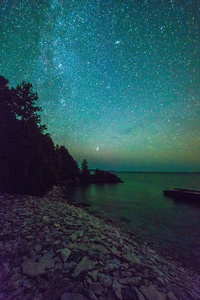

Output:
xmin=0 ymin=76 xmax=19 ymax=192
xmin=81 ymin=159 xmax=91 ymax=183
xmin=56 ymin=145 xmax=80 ymax=182
xmin=0 ymin=76 xmax=57 ymax=195
xmin=14 ymin=126 xmax=58 ymax=195
xmin=10 ymin=81 xmax=46 ymax=132
xmin=0 ymin=75 xmax=81 ymax=195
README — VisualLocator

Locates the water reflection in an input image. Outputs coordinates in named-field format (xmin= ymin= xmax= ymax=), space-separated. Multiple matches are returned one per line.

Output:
xmin=67 ymin=173 xmax=200 ymax=271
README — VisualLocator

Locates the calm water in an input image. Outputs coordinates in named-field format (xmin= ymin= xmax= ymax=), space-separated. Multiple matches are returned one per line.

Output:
xmin=68 ymin=172 xmax=200 ymax=272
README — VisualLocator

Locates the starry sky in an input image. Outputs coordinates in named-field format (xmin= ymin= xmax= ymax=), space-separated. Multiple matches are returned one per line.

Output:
xmin=0 ymin=0 xmax=200 ymax=172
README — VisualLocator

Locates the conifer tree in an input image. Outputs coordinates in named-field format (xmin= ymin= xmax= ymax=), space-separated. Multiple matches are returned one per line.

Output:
xmin=0 ymin=76 xmax=57 ymax=195
xmin=81 ymin=159 xmax=91 ymax=183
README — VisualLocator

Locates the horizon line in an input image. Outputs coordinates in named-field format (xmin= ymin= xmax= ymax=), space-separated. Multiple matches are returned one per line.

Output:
xmin=89 ymin=169 xmax=200 ymax=174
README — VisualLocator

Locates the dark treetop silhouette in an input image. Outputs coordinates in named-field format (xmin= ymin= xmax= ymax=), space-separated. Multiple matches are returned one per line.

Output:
xmin=0 ymin=76 xmax=122 ymax=196
xmin=0 ymin=76 xmax=79 ymax=196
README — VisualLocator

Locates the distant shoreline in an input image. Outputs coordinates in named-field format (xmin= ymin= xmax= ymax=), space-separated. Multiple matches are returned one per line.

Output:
xmin=89 ymin=170 xmax=200 ymax=174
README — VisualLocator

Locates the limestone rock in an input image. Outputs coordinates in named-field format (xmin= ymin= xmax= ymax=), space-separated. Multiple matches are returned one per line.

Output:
xmin=43 ymin=216 xmax=50 ymax=222
xmin=68 ymin=243 xmax=89 ymax=252
xmin=40 ymin=252 xmax=56 ymax=268
xmin=54 ymin=223 xmax=60 ymax=228
xmin=122 ymin=287 xmax=146 ymax=300
xmin=119 ymin=276 xmax=141 ymax=286
xmin=23 ymin=278 xmax=35 ymax=289
xmin=22 ymin=252 xmax=55 ymax=276
xmin=22 ymin=261 xmax=46 ymax=277
xmin=112 ymin=280 xmax=124 ymax=291
xmin=115 ymin=288 xmax=123 ymax=300
xmin=58 ymin=248 xmax=71 ymax=262
xmin=123 ymin=253 xmax=141 ymax=265
xmin=88 ymin=270 xmax=99 ymax=281
xmin=99 ymin=273 xmax=113 ymax=287
xmin=89 ymin=282 xmax=104 ymax=296
xmin=99 ymin=290 xmax=116 ymax=300
xmin=34 ymin=244 xmax=42 ymax=252
xmin=1 ymin=187 xmax=200 ymax=300
xmin=71 ymin=232 xmax=79 ymax=241
xmin=78 ymin=230 xmax=84 ymax=237
xmin=105 ymin=258 xmax=121 ymax=269
xmin=167 ymin=292 xmax=178 ymax=300
xmin=110 ymin=247 xmax=121 ymax=256
xmin=61 ymin=293 xmax=89 ymax=300
xmin=88 ymin=290 xmax=99 ymax=300
xmin=73 ymin=256 xmax=95 ymax=277
xmin=6 ymin=287 xmax=24 ymax=300
xmin=133 ymin=288 xmax=146 ymax=300
xmin=89 ymin=243 xmax=109 ymax=253
xmin=140 ymin=285 xmax=167 ymax=300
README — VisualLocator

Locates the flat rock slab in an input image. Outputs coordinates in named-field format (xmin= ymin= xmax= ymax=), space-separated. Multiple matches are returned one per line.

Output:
xmin=57 ymin=248 xmax=71 ymax=262
xmin=123 ymin=253 xmax=141 ymax=265
xmin=22 ymin=252 xmax=55 ymax=277
xmin=22 ymin=261 xmax=46 ymax=277
xmin=73 ymin=256 xmax=96 ymax=277
xmin=140 ymin=285 xmax=168 ymax=300
xmin=61 ymin=292 xmax=89 ymax=300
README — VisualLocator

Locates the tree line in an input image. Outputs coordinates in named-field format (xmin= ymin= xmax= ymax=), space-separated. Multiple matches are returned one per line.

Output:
xmin=0 ymin=76 xmax=122 ymax=196
xmin=0 ymin=76 xmax=81 ymax=196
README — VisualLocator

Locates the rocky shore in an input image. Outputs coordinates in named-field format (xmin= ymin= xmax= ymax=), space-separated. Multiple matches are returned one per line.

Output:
xmin=1 ymin=186 xmax=200 ymax=300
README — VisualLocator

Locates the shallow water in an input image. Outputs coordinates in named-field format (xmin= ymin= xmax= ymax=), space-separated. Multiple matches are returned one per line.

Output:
xmin=68 ymin=172 xmax=200 ymax=271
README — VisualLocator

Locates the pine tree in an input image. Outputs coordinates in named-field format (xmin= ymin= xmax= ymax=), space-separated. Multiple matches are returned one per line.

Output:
xmin=81 ymin=159 xmax=91 ymax=183
xmin=0 ymin=76 xmax=57 ymax=195
xmin=56 ymin=146 xmax=80 ymax=182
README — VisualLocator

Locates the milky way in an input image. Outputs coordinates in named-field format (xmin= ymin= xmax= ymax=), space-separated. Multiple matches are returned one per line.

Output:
xmin=0 ymin=0 xmax=199 ymax=171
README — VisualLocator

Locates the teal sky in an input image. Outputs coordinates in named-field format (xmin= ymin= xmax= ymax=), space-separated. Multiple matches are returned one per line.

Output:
xmin=0 ymin=0 xmax=199 ymax=171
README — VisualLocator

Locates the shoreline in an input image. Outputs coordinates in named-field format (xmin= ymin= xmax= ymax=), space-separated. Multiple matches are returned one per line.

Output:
xmin=68 ymin=182 xmax=200 ymax=275
xmin=78 ymin=206 xmax=183 ymax=268
xmin=67 ymin=192 xmax=187 ymax=271
xmin=1 ymin=186 xmax=200 ymax=300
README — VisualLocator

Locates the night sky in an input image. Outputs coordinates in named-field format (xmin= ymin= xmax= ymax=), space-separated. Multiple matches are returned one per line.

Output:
xmin=0 ymin=0 xmax=199 ymax=172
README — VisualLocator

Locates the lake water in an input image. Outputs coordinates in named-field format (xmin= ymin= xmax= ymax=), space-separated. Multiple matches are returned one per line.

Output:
xmin=68 ymin=172 xmax=200 ymax=272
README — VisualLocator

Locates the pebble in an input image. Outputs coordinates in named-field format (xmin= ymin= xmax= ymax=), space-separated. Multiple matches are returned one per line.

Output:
xmin=0 ymin=186 xmax=200 ymax=300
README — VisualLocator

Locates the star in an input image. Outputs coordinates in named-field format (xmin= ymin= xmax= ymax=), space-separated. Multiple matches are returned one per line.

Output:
xmin=0 ymin=0 xmax=199 ymax=171
xmin=115 ymin=40 xmax=122 ymax=45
